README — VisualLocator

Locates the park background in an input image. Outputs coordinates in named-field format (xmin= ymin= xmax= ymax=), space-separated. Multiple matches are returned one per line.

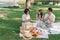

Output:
xmin=0 ymin=0 xmax=60 ymax=40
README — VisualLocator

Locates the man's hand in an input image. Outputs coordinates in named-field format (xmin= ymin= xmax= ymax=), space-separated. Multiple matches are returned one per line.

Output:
xmin=48 ymin=15 xmax=50 ymax=19
xmin=44 ymin=15 xmax=50 ymax=21
xmin=48 ymin=15 xmax=54 ymax=23
xmin=44 ymin=17 xmax=49 ymax=21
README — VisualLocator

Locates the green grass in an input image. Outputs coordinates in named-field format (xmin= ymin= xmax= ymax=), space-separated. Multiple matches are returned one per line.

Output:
xmin=0 ymin=5 xmax=60 ymax=40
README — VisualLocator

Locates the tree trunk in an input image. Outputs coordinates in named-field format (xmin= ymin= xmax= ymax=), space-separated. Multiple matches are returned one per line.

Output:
xmin=26 ymin=0 xmax=31 ymax=9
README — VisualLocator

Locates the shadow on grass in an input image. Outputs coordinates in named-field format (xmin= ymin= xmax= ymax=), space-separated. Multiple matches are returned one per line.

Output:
xmin=0 ymin=28 xmax=20 ymax=40
xmin=0 ymin=19 xmax=21 ymax=40
xmin=0 ymin=19 xmax=22 ymax=33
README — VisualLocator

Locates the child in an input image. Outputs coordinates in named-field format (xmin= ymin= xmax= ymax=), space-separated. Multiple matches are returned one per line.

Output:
xmin=36 ymin=9 xmax=43 ymax=20
xmin=36 ymin=9 xmax=46 ymax=28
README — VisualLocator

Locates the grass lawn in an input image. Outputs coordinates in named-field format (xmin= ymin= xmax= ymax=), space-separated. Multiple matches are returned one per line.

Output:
xmin=0 ymin=5 xmax=60 ymax=40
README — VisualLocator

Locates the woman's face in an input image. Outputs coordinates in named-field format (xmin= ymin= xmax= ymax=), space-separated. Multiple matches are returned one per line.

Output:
xmin=27 ymin=11 xmax=29 ymax=14
xmin=25 ymin=11 xmax=29 ymax=15
xmin=38 ymin=12 xmax=41 ymax=15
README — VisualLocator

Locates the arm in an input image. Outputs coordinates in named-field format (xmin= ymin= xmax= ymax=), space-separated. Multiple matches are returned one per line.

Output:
xmin=48 ymin=18 xmax=54 ymax=23
xmin=22 ymin=15 xmax=29 ymax=22
xmin=22 ymin=14 xmax=31 ymax=22
xmin=27 ymin=15 xmax=32 ymax=22
xmin=44 ymin=18 xmax=48 ymax=21
xmin=36 ymin=14 xmax=38 ymax=20
xmin=48 ymin=15 xmax=55 ymax=23
xmin=44 ymin=14 xmax=49 ymax=21
xmin=22 ymin=20 xmax=28 ymax=22
xmin=36 ymin=14 xmax=42 ymax=20
xmin=22 ymin=18 xmax=31 ymax=22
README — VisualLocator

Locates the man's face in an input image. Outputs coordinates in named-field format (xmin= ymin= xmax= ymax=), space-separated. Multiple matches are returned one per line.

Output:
xmin=47 ymin=10 xmax=51 ymax=14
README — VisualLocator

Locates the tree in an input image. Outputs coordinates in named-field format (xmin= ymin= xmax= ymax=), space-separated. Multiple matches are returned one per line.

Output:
xmin=26 ymin=0 xmax=31 ymax=9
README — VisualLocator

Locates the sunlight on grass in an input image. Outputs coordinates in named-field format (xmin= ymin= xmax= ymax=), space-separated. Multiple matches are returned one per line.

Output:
xmin=2 ymin=17 xmax=22 ymax=21
xmin=13 ymin=9 xmax=24 ymax=11
xmin=11 ymin=18 xmax=22 ymax=20
xmin=38 ymin=8 xmax=60 ymax=10
xmin=0 ymin=26 xmax=15 ymax=30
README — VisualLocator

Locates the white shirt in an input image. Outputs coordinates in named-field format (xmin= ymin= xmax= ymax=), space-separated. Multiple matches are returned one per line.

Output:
xmin=44 ymin=13 xmax=55 ymax=23
xmin=22 ymin=14 xmax=31 ymax=25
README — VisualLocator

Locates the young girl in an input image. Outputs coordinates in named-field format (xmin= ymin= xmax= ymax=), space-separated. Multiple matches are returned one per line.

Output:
xmin=36 ymin=9 xmax=43 ymax=21
xmin=36 ymin=9 xmax=46 ymax=28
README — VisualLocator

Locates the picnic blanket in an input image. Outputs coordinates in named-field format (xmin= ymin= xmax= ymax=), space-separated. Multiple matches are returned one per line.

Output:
xmin=20 ymin=28 xmax=48 ymax=38
xmin=49 ymin=22 xmax=60 ymax=34
xmin=20 ymin=22 xmax=60 ymax=38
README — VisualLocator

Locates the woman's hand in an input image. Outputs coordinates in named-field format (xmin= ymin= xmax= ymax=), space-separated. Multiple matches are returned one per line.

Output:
xmin=22 ymin=19 xmax=31 ymax=22
xmin=28 ymin=18 xmax=31 ymax=21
